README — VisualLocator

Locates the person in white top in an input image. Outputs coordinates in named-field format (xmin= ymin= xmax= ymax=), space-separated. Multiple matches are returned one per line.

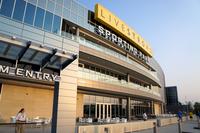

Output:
xmin=143 ymin=112 xmax=148 ymax=121
xmin=15 ymin=108 xmax=26 ymax=133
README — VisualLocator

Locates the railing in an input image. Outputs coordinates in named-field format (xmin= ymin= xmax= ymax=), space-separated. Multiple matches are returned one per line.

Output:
xmin=78 ymin=37 xmax=159 ymax=81
xmin=78 ymin=67 xmax=161 ymax=97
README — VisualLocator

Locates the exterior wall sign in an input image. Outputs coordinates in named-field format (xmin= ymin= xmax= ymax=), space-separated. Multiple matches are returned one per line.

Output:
xmin=0 ymin=65 xmax=60 ymax=82
xmin=95 ymin=25 xmax=148 ymax=63
xmin=94 ymin=4 xmax=152 ymax=57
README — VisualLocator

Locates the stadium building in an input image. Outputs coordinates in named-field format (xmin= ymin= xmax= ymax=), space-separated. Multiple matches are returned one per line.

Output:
xmin=0 ymin=0 xmax=165 ymax=132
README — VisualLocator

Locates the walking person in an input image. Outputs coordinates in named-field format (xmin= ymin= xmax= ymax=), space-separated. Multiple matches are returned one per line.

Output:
xmin=15 ymin=108 xmax=26 ymax=133
xmin=177 ymin=110 xmax=183 ymax=122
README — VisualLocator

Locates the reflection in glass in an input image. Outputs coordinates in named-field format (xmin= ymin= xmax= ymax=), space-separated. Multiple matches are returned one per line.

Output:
xmin=47 ymin=0 xmax=55 ymax=13
xmin=97 ymin=104 xmax=99 ymax=118
xmin=63 ymin=0 xmax=71 ymax=9
xmin=34 ymin=7 xmax=45 ymax=28
xmin=13 ymin=0 xmax=26 ymax=21
xmin=38 ymin=0 xmax=47 ymax=8
xmin=52 ymin=15 xmax=61 ymax=34
xmin=24 ymin=3 xmax=36 ymax=25
xmin=0 ymin=0 xmax=15 ymax=17
xmin=90 ymin=104 xmax=95 ymax=118
xmin=84 ymin=105 xmax=89 ymax=118
xmin=28 ymin=0 xmax=37 ymax=5
xmin=55 ymin=3 xmax=62 ymax=16
xmin=100 ymin=104 xmax=103 ymax=119
xmin=44 ymin=11 xmax=53 ymax=32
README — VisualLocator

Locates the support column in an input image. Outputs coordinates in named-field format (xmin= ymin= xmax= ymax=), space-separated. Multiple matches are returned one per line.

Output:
xmin=51 ymin=81 xmax=60 ymax=133
xmin=126 ymin=73 xmax=130 ymax=82
xmin=127 ymin=97 xmax=131 ymax=121
xmin=56 ymin=59 xmax=78 ymax=133
xmin=76 ymin=27 xmax=79 ymax=41
xmin=152 ymin=101 xmax=155 ymax=114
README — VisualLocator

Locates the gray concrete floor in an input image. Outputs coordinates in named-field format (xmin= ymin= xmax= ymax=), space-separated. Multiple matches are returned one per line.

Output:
xmin=133 ymin=120 xmax=200 ymax=133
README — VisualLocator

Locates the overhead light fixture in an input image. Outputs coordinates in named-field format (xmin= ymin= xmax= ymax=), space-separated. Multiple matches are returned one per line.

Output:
xmin=62 ymin=50 xmax=66 ymax=54
xmin=40 ymin=44 xmax=44 ymax=48
xmin=11 ymin=36 xmax=16 ymax=40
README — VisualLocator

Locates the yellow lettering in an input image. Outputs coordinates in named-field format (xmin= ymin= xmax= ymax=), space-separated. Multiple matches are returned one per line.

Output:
xmin=100 ymin=9 xmax=105 ymax=18
xmin=114 ymin=18 xmax=119 ymax=27
xmin=95 ymin=4 xmax=152 ymax=57
xmin=121 ymin=24 xmax=125 ymax=32
xmin=109 ymin=14 xmax=112 ymax=22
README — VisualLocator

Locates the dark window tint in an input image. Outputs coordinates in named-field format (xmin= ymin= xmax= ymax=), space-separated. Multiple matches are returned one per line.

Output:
xmin=0 ymin=0 xmax=15 ymax=17
xmin=52 ymin=15 xmax=61 ymax=34
xmin=44 ymin=11 xmax=53 ymax=32
xmin=13 ymin=0 xmax=26 ymax=21
xmin=34 ymin=7 xmax=45 ymax=28
xmin=24 ymin=3 xmax=36 ymax=25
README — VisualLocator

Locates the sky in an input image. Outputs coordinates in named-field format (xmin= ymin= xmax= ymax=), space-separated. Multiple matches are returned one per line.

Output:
xmin=77 ymin=0 xmax=200 ymax=103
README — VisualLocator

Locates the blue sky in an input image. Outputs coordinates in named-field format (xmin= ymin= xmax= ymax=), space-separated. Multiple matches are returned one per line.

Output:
xmin=78 ymin=0 xmax=200 ymax=103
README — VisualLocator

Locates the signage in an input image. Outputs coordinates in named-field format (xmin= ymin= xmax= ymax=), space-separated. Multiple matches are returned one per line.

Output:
xmin=94 ymin=4 xmax=152 ymax=57
xmin=95 ymin=25 xmax=148 ymax=62
xmin=0 ymin=65 xmax=60 ymax=82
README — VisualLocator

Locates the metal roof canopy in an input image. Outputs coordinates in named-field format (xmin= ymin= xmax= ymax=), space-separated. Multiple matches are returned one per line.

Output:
xmin=0 ymin=40 xmax=77 ymax=71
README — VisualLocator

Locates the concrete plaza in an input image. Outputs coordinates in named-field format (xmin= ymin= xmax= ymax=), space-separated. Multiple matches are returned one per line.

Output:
xmin=133 ymin=120 xmax=200 ymax=133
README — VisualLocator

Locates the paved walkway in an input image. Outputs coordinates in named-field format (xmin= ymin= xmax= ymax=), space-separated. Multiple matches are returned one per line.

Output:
xmin=133 ymin=120 xmax=200 ymax=133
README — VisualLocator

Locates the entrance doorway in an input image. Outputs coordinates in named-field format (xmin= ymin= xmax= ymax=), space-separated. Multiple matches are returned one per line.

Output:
xmin=96 ymin=103 xmax=111 ymax=119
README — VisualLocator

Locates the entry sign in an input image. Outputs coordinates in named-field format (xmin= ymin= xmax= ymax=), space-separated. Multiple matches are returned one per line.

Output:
xmin=0 ymin=64 xmax=60 ymax=82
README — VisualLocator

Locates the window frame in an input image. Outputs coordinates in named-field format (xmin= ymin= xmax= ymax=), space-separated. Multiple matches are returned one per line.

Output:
xmin=12 ymin=0 xmax=26 ymax=21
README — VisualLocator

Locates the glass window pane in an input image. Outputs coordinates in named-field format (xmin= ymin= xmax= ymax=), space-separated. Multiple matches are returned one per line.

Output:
xmin=70 ymin=11 xmax=77 ymax=23
xmin=78 ymin=5 xmax=84 ymax=17
xmin=0 ymin=0 xmax=15 ymax=17
xmin=55 ymin=3 xmax=62 ymax=16
xmin=34 ymin=7 xmax=45 ymax=28
xmin=38 ymin=0 xmax=47 ymax=8
xmin=24 ymin=3 xmax=36 ymax=25
xmin=13 ymin=0 xmax=26 ymax=21
xmin=28 ymin=0 xmax=37 ymax=5
xmin=56 ymin=0 xmax=63 ymax=5
xmin=52 ymin=15 xmax=61 ymax=34
xmin=47 ymin=0 xmax=55 ymax=13
xmin=63 ymin=8 xmax=70 ymax=19
xmin=71 ymin=0 xmax=77 ymax=13
xmin=44 ymin=11 xmax=53 ymax=31
xmin=63 ymin=0 xmax=71 ymax=9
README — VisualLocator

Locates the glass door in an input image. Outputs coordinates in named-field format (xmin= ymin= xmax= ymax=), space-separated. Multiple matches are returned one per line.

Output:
xmin=96 ymin=103 xmax=111 ymax=119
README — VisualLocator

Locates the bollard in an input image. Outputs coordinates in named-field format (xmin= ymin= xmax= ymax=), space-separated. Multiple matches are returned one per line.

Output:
xmin=153 ymin=122 xmax=157 ymax=133
xmin=178 ymin=120 xmax=182 ymax=133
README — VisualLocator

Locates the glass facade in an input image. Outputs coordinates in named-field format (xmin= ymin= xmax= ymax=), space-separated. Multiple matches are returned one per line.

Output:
xmin=24 ymin=3 xmax=36 ymax=25
xmin=34 ymin=7 xmax=45 ymax=28
xmin=83 ymin=94 xmax=153 ymax=121
xmin=0 ymin=0 xmax=15 ymax=17
xmin=0 ymin=0 xmax=62 ymax=35
xmin=13 ymin=0 xmax=26 ymax=21
xmin=44 ymin=11 xmax=53 ymax=31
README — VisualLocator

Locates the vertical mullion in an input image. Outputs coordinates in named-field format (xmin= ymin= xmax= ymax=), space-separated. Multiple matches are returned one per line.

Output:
xmin=11 ymin=0 xmax=16 ymax=18
xmin=22 ymin=2 xmax=27 ymax=23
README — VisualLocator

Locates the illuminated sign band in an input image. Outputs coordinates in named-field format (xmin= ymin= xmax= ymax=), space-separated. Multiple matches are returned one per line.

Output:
xmin=95 ymin=25 xmax=148 ymax=62
xmin=0 ymin=65 xmax=60 ymax=81
xmin=94 ymin=4 xmax=152 ymax=57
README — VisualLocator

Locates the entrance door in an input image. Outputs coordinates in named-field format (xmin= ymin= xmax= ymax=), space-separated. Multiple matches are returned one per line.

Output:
xmin=96 ymin=103 xmax=111 ymax=119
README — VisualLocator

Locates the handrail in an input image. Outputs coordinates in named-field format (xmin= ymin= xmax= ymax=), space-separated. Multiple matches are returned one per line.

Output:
xmin=78 ymin=67 xmax=161 ymax=97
